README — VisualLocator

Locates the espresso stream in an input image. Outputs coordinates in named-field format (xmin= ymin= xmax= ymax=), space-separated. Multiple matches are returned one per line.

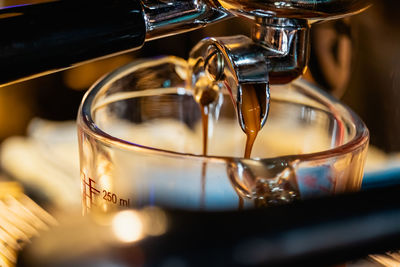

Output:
xmin=241 ymin=84 xmax=262 ymax=159
xmin=200 ymin=106 xmax=208 ymax=208
xmin=200 ymin=84 xmax=263 ymax=209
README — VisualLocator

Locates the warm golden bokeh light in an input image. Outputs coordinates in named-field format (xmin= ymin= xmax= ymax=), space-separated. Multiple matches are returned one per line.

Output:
xmin=112 ymin=210 xmax=144 ymax=243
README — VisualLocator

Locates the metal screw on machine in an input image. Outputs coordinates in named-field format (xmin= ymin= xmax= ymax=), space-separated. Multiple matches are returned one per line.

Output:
xmin=204 ymin=46 xmax=225 ymax=82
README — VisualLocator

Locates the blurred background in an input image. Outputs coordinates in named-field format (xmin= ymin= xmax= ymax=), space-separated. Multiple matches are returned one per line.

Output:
xmin=0 ymin=1 xmax=399 ymax=266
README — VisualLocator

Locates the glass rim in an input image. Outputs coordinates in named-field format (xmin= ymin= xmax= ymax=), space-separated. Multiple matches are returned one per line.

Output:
xmin=78 ymin=56 xmax=369 ymax=163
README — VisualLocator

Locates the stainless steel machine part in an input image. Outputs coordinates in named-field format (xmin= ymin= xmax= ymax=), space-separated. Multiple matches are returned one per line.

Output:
xmin=183 ymin=0 xmax=369 ymax=131
xmin=0 ymin=0 xmax=371 ymax=86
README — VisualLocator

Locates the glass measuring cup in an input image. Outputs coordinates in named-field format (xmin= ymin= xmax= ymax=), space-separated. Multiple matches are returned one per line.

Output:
xmin=78 ymin=56 xmax=369 ymax=213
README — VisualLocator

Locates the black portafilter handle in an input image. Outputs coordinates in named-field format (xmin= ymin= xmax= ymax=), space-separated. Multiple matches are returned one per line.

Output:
xmin=0 ymin=0 xmax=146 ymax=86
xmin=17 ymin=185 xmax=400 ymax=267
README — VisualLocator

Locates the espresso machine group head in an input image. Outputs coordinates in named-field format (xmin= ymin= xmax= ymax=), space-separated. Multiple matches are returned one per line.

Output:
xmin=0 ymin=0 xmax=371 ymax=87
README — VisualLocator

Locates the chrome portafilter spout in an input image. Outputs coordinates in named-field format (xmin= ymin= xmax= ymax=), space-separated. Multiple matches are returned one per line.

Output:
xmin=188 ymin=17 xmax=309 ymax=132
xmin=188 ymin=35 xmax=271 ymax=132
xmin=188 ymin=0 xmax=371 ymax=132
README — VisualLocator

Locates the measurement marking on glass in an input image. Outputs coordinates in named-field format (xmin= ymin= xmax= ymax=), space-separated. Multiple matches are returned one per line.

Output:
xmin=102 ymin=190 xmax=130 ymax=207
xmin=82 ymin=173 xmax=100 ymax=208
xmin=82 ymin=173 xmax=130 ymax=208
